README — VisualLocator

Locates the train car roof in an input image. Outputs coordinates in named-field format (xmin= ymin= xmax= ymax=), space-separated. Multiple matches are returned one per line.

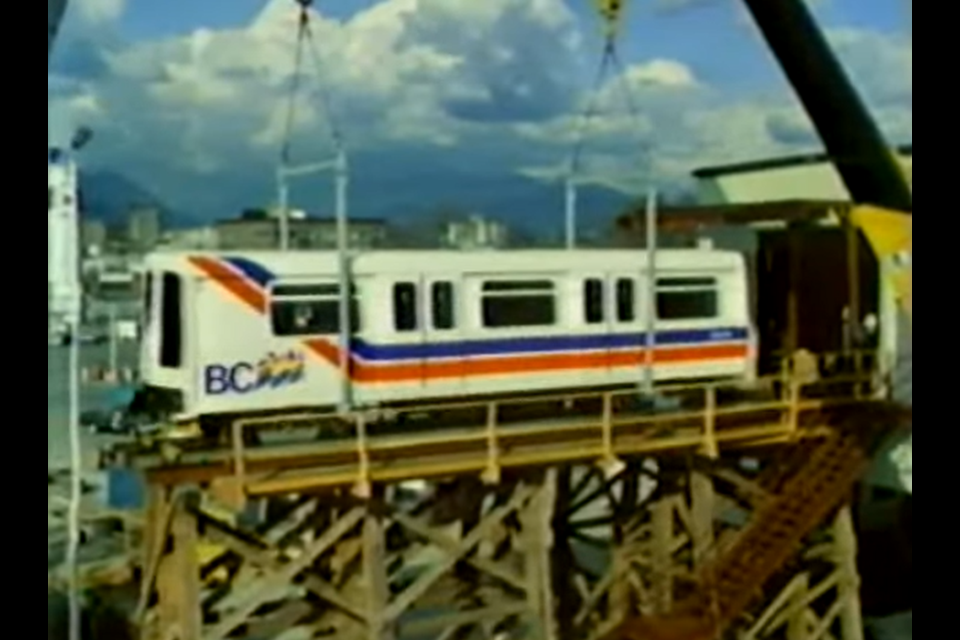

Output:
xmin=144 ymin=248 xmax=745 ymax=275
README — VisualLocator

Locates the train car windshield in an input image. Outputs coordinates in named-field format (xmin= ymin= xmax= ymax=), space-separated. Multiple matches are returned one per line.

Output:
xmin=160 ymin=272 xmax=182 ymax=368
xmin=142 ymin=272 xmax=154 ymax=330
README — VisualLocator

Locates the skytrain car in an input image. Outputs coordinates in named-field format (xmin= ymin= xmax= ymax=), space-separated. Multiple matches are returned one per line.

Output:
xmin=134 ymin=249 xmax=756 ymax=433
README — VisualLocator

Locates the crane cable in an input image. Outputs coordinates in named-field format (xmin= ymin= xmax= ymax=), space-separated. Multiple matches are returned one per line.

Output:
xmin=279 ymin=0 xmax=345 ymax=168
xmin=567 ymin=0 xmax=646 ymax=177
xmin=564 ymin=0 xmax=649 ymax=246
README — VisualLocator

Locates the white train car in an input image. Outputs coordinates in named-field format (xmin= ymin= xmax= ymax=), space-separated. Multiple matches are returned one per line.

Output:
xmin=136 ymin=249 xmax=756 ymax=428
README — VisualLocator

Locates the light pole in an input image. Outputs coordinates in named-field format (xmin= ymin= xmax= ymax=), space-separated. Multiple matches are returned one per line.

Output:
xmin=643 ymin=188 xmax=658 ymax=394
xmin=108 ymin=302 xmax=119 ymax=380
xmin=564 ymin=174 xmax=577 ymax=250
xmin=65 ymin=125 xmax=92 ymax=640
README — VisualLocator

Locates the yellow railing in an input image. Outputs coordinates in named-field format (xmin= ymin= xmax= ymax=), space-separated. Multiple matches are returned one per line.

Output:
xmin=212 ymin=350 xmax=881 ymax=497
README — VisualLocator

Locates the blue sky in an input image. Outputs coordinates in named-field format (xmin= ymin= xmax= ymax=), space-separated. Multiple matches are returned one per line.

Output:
xmin=49 ymin=0 xmax=911 ymax=230
xmin=114 ymin=0 xmax=908 ymax=89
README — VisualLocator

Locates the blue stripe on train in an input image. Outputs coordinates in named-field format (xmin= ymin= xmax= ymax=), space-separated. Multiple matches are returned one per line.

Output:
xmin=211 ymin=257 xmax=749 ymax=362
xmin=225 ymin=256 xmax=277 ymax=289
xmin=350 ymin=327 xmax=750 ymax=362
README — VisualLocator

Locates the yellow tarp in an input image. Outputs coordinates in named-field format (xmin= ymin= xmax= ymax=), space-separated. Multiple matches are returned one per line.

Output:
xmin=851 ymin=206 xmax=912 ymax=320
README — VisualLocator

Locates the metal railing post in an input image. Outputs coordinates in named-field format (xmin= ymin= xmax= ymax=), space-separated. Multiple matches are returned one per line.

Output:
xmin=482 ymin=402 xmax=501 ymax=485
xmin=703 ymin=386 xmax=719 ymax=459
xmin=353 ymin=414 xmax=371 ymax=499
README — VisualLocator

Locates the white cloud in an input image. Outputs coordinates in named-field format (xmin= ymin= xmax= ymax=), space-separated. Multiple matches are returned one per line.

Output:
xmin=72 ymin=0 xmax=126 ymax=25
xmin=47 ymin=0 xmax=911 ymax=220
xmin=827 ymin=28 xmax=912 ymax=106
xmin=661 ymin=0 xmax=828 ymax=11
xmin=514 ymin=17 xmax=911 ymax=190
xmin=85 ymin=0 xmax=578 ymax=155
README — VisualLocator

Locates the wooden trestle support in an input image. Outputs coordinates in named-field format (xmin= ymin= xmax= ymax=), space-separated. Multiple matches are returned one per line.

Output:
xmin=134 ymin=452 xmax=886 ymax=640
xmin=135 ymin=472 xmax=558 ymax=640
xmin=128 ymin=361 xmax=904 ymax=640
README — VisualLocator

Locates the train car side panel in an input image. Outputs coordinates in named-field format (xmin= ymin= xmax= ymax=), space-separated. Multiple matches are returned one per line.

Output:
xmin=350 ymin=271 xmax=473 ymax=405
xmin=641 ymin=264 xmax=753 ymax=382
xmin=457 ymin=270 xmax=586 ymax=396
xmin=187 ymin=258 xmax=342 ymax=418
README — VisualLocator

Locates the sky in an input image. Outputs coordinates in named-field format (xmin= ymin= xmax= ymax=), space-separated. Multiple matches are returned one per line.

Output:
xmin=48 ymin=0 xmax=912 ymax=228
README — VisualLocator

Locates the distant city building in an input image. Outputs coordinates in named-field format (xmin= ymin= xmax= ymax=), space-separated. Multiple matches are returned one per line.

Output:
xmin=692 ymin=144 xmax=913 ymax=206
xmin=158 ymin=226 xmax=219 ymax=251
xmin=215 ymin=215 xmax=388 ymax=251
xmin=441 ymin=215 xmax=509 ymax=250
xmin=81 ymin=219 xmax=107 ymax=256
xmin=127 ymin=205 xmax=162 ymax=253
xmin=80 ymin=253 xmax=144 ymax=322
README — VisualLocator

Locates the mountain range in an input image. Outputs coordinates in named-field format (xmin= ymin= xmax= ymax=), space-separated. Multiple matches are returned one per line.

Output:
xmin=78 ymin=170 xmax=199 ymax=230
xmin=75 ymin=168 xmax=690 ymax=240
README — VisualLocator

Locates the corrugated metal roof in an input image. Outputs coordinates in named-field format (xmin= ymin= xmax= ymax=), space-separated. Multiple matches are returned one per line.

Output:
xmin=215 ymin=217 xmax=386 ymax=226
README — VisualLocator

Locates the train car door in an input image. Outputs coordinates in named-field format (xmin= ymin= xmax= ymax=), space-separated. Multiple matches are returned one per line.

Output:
xmin=608 ymin=273 xmax=641 ymax=377
xmin=425 ymin=276 xmax=463 ymax=394
xmin=390 ymin=277 xmax=426 ymax=387
xmin=581 ymin=274 xmax=612 ymax=377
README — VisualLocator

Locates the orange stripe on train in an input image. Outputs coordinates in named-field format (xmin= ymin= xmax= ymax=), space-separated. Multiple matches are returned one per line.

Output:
xmin=305 ymin=339 xmax=748 ymax=384
xmin=188 ymin=256 xmax=267 ymax=314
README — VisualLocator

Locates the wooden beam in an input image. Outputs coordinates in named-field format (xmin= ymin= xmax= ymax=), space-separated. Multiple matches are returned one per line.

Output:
xmin=203 ymin=507 xmax=365 ymax=640
xmin=136 ymin=486 xmax=178 ymax=623
xmin=171 ymin=507 xmax=203 ymax=640
xmin=362 ymin=511 xmax=392 ymax=640
xmin=393 ymin=512 xmax=527 ymax=592
xmin=834 ymin=506 xmax=865 ymax=640
xmin=200 ymin=521 xmax=365 ymax=620
xmin=383 ymin=485 xmax=537 ymax=623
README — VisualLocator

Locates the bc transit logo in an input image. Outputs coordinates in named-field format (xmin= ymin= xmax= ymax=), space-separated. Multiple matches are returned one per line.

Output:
xmin=205 ymin=350 xmax=306 ymax=395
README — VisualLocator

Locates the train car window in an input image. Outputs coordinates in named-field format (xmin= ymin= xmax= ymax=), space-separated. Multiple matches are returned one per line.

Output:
xmin=271 ymin=283 xmax=360 ymax=336
xmin=394 ymin=282 xmax=419 ymax=332
xmin=584 ymin=279 xmax=604 ymax=324
xmin=483 ymin=280 xmax=553 ymax=292
xmin=160 ymin=272 xmax=182 ymax=368
xmin=657 ymin=277 xmax=715 ymax=288
xmin=481 ymin=280 xmax=556 ymax=328
xmin=432 ymin=282 xmax=455 ymax=330
xmin=616 ymin=279 xmax=635 ymax=322
xmin=656 ymin=277 xmax=718 ymax=319
xmin=274 ymin=283 xmax=343 ymax=297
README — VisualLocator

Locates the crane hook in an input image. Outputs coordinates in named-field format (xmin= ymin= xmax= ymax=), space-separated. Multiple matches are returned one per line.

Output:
xmin=594 ymin=0 xmax=626 ymax=42
xmin=295 ymin=0 xmax=313 ymax=27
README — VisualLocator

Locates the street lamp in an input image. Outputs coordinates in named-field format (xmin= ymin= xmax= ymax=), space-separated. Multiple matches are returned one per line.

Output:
xmin=63 ymin=125 xmax=93 ymax=640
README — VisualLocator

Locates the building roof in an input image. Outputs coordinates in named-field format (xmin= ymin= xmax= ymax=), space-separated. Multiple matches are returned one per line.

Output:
xmin=692 ymin=144 xmax=912 ymax=179
xmin=614 ymin=199 xmax=851 ymax=234
xmin=216 ymin=216 xmax=387 ymax=226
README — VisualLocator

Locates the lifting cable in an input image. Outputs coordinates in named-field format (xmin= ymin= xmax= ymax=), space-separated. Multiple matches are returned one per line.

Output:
xmin=563 ymin=0 xmax=650 ymax=248
xmin=276 ymin=0 xmax=354 ymax=414
xmin=279 ymin=0 xmax=345 ymax=167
